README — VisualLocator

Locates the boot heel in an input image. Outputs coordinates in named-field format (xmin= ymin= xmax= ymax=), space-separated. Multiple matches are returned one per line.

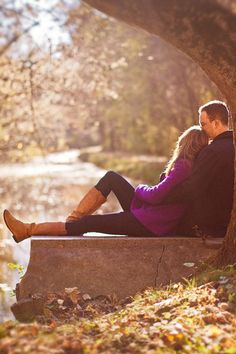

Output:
xmin=12 ymin=234 xmax=19 ymax=243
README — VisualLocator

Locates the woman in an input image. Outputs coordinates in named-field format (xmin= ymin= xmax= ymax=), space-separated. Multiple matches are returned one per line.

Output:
xmin=3 ymin=126 xmax=208 ymax=242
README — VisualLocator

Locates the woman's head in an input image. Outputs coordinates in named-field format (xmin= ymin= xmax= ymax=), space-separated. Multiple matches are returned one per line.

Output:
xmin=165 ymin=125 xmax=208 ymax=175
xmin=176 ymin=125 xmax=209 ymax=160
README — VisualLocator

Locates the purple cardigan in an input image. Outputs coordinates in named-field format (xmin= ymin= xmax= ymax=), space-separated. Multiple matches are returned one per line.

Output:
xmin=130 ymin=158 xmax=193 ymax=236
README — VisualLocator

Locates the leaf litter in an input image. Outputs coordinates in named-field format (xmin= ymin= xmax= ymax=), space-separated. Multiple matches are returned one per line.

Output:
xmin=0 ymin=267 xmax=236 ymax=353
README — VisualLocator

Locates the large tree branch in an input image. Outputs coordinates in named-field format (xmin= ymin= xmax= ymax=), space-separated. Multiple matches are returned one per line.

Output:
xmin=84 ymin=0 xmax=236 ymax=99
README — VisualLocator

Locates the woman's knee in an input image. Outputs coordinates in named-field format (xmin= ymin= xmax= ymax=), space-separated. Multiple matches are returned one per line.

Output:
xmin=96 ymin=170 xmax=125 ymax=198
xmin=104 ymin=170 xmax=117 ymax=179
xmin=105 ymin=171 xmax=124 ymax=184
xmin=99 ymin=171 xmax=118 ymax=185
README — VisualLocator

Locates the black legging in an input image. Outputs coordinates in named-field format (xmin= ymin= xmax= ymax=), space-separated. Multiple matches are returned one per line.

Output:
xmin=66 ymin=171 xmax=156 ymax=237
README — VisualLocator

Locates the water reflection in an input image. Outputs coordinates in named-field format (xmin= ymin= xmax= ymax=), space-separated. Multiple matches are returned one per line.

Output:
xmin=0 ymin=150 xmax=123 ymax=321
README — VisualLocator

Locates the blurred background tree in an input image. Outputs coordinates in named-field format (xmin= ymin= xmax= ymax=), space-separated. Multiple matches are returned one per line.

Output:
xmin=0 ymin=0 xmax=222 ymax=162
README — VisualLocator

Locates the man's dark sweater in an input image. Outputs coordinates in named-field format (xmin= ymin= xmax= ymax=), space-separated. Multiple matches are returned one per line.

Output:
xmin=164 ymin=131 xmax=234 ymax=237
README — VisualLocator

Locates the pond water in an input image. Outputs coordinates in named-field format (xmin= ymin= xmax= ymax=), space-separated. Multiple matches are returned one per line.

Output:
xmin=0 ymin=150 xmax=127 ymax=322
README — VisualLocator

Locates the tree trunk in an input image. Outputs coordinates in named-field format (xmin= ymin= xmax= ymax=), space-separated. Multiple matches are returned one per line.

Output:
xmin=214 ymin=106 xmax=236 ymax=266
xmin=84 ymin=0 xmax=236 ymax=265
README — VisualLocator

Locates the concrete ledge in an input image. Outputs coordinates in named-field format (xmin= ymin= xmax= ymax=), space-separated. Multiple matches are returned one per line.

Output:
xmin=15 ymin=236 xmax=223 ymax=301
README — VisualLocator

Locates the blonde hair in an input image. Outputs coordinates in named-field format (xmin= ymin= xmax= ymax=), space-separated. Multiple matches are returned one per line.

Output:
xmin=164 ymin=125 xmax=208 ymax=176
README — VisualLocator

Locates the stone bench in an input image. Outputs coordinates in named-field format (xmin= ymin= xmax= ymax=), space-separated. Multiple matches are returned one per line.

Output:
xmin=15 ymin=236 xmax=223 ymax=301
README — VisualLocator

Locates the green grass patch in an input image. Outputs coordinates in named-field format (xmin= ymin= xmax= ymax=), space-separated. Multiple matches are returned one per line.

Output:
xmin=79 ymin=150 xmax=167 ymax=184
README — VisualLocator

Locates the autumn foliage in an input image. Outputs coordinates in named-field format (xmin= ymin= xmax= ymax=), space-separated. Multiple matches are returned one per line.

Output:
xmin=1 ymin=267 xmax=236 ymax=353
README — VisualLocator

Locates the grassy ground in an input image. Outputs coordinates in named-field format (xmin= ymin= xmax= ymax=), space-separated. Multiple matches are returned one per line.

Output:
xmin=79 ymin=148 xmax=167 ymax=184
xmin=0 ymin=266 xmax=236 ymax=353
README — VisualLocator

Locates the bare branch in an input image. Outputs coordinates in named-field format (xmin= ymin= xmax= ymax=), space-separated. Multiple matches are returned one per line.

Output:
xmin=0 ymin=21 xmax=40 ymax=57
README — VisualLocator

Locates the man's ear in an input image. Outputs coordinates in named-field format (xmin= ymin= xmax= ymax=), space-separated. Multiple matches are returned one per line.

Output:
xmin=214 ymin=119 xmax=221 ymax=128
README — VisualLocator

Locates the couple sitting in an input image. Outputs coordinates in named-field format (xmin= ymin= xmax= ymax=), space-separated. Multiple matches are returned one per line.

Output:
xmin=3 ymin=100 xmax=234 ymax=242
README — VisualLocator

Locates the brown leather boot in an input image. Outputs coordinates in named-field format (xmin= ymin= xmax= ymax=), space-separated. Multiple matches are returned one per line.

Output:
xmin=3 ymin=210 xmax=67 ymax=243
xmin=66 ymin=187 xmax=106 ymax=222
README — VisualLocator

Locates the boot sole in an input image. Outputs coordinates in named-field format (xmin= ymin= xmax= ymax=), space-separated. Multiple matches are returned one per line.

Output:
xmin=3 ymin=210 xmax=19 ymax=243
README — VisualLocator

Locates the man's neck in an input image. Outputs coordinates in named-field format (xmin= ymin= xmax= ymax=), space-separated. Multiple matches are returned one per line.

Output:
xmin=213 ymin=127 xmax=229 ymax=139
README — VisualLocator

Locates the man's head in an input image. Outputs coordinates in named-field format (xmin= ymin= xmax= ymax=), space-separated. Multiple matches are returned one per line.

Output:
xmin=199 ymin=100 xmax=229 ymax=139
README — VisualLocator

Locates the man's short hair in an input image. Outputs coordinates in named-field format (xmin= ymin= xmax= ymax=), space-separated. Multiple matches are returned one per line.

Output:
xmin=199 ymin=100 xmax=229 ymax=125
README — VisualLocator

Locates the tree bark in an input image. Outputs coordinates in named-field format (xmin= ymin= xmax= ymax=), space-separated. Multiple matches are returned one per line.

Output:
xmin=215 ymin=108 xmax=236 ymax=265
xmin=84 ymin=0 xmax=236 ymax=265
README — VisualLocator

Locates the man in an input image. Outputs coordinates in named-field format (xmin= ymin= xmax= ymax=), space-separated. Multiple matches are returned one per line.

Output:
xmin=165 ymin=100 xmax=234 ymax=237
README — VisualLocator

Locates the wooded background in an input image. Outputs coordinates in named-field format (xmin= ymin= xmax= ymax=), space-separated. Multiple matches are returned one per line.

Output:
xmin=0 ymin=1 xmax=222 ymax=162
